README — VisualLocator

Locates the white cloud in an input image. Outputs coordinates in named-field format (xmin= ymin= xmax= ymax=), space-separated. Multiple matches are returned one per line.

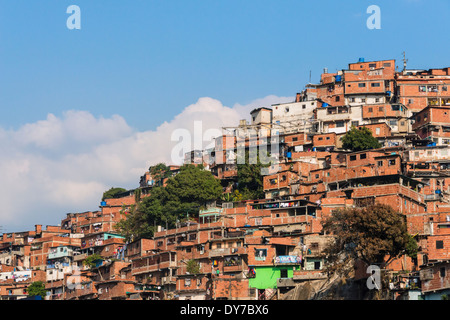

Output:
xmin=0 ymin=95 xmax=293 ymax=232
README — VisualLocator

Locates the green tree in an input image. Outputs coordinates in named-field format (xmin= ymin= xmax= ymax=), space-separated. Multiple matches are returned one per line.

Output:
xmin=115 ymin=164 xmax=222 ymax=240
xmin=102 ymin=187 xmax=127 ymax=201
xmin=26 ymin=281 xmax=47 ymax=298
xmin=186 ymin=259 xmax=201 ymax=275
xmin=149 ymin=163 xmax=171 ymax=186
xmin=236 ymin=151 xmax=269 ymax=200
xmin=83 ymin=253 xmax=103 ymax=269
xmin=341 ymin=126 xmax=382 ymax=152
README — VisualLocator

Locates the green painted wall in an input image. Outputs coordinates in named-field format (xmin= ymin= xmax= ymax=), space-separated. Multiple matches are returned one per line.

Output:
xmin=248 ymin=266 xmax=295 ymax=289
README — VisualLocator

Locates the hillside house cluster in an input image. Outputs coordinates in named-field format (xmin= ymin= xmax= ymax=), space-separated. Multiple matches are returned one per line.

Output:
xmin=1 ymin=58 xmax=450 ymax=300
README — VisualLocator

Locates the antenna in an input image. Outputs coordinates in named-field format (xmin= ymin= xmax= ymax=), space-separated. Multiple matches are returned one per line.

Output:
xmin=402 ymin=51 xmax=408 ymax=72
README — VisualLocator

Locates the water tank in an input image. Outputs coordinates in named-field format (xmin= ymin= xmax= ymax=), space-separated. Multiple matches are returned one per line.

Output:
xmin=322 ymin=102 xmax=328 ymax=108
xmin=335 ymin=75 xmax=342 ymax=82
xmin=100 ymin=201 xmax=107 ymax=206
xmin=358 ymin=58 xmax=365 ymax=63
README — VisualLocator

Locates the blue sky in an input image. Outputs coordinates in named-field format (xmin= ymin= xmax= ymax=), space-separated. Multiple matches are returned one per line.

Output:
xmin=0 ymin=0 xmax=449 ymax=232
xmin=0 ymin=0 xmax=448 ymax=131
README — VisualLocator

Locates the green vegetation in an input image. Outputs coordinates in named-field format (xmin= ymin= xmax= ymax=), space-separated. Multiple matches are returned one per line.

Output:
xmin=186 ymin=259 xmax=201 ymax=275
xmin=102 ymin=187 xmax=127 ymax=201
xmin=149 ymin=163 xmax=172 ymax=186
xmin=83 ymin=253 xmax=103 ymax=269
xmin=26 ymin=281 xmax=47 ymax=298
xmin=341 ymin=126 xmax=382 ymax=152
xmin=236 ymin=151 xmax=269 ymax=200
xmin=114 ymin=164 xmax=222 ymax=241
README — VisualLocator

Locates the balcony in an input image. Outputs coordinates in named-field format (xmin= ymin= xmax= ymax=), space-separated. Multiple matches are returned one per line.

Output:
xmin=293 ymin=270 xmax=327 ymax=281
xmin=73 ymin=253 xmax=88 ymax=262
xmin=132 ymin=260 xmax=177 ymax=275
xmin=209 ymin=247 xmax=231 ymax=258
xmin=208 ymin=247 xmax=246 ymax=258
xmin=223 ymin=265 xmax=243 ymax=273
xmin=277 ymin=278 xmax=296 ymax=288
xmin=48 ymin=248 xmax=73 ymax=260
xmin=161 ymin=276 xmax=176 ymax=285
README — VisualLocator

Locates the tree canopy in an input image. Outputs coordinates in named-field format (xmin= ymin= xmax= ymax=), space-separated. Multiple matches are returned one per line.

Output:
xmin=321 ymin=202 xmax=418 ymax=274
xmin=115 ymin=164 xmax=223 ymax=241
xmin=102 ymin=187 xmax=127 ymax=201
xmin=26 ymin=281 xmax=47 ymax=298
xmin=236 ymin=151 xmax=269 ymax=200
xmin=83 ymin=253 xmax=103 ymax=269
xmin=341 ymin=127 xmax=382 ymax=152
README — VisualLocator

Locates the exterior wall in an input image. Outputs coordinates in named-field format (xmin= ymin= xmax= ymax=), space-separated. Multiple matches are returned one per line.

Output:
xmin=272 ymin=101 xmax=316 ymax=127
xmin=421 ymin=262 xmax=450 ymax=299
xmin=358 ymin=123 xmax=392 ymax=138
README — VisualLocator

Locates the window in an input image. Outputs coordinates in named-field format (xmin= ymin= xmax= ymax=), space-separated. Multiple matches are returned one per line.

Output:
xmin=361 ymin=98 xmax=366 ymax=103
xmin=369 ymin=63 xmax=377 ymax=68
xmin=318 ymin=137 xmax=323 ymax=141
xmin=285 ymin=107 xmax=290 ymax=113
xmin=314 ymin=261 xmax=321 ymax=270
xmin=349 ymin=97 xmax=355 ymax=102
xmin=336 ymin=96 xmax=340 ymax=102
xmin=352 ymin=121 xmax=359 ymax=127
xmin=336 ymin=121 xmax=345 ymax=128
xmin=379 ymin=106 xmax=384 ymax=112
xmin=350 ymin=155 xmax=357 ymax=161
xmin=389 ymin=120 xmax=398 ymax=126
xmin=375 ymin=98 xmax=380 ymax=103
xmin=358 ymin=83 xmax=366 ymax=88
xmin=368 ymin=107 xmax=373 ymax=113
xmin=419 ymin=86 xmax=426 ymax=92
xmin=360 ymin=154 xmax=367 ymax=160
xmin=383 ymin=62 xmax=391 ymax=67
xmin=302 ymin=104 xmax=306 ymax=109
xmin=376 ymin=128 xmax=380 ymax=135
xmin=184 ymin=279 xmax=191 ymax=287
xmin=436 ymin=240 xmax=444 ymax=249
xmin=280 ymin=269 xmax=288 ymax=278
xmin=389 ymin=159 xmax=396 ymax=166
xmin=440 ymin=267 xmax=446 ymax=278
xmin=255 ymin=249 xmax=267 ymax=260
xmin=292 ymin=137 xmax=298 ymax=142
xmin=377 ymin=161 xmax=383 ymax=167
xmin=371 ymin=82 xmax=381 ymax=87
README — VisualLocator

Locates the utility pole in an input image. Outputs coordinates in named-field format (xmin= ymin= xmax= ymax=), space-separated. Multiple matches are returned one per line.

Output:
xmin=402 ymin=51 xmax=408 ymax=72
